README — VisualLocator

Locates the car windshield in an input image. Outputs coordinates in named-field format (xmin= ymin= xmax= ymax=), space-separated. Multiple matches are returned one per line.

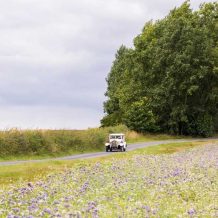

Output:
xmin=110 ymin=135 xmax=122 ymax=139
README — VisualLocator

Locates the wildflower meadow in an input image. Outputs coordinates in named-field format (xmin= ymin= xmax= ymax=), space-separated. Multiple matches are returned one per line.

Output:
xmin=0 ymin=144 xmax=217 ymax=217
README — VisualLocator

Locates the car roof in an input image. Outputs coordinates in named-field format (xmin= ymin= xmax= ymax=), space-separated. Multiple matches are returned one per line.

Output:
xmin=109 ymin=133 xmax=124 ymax=136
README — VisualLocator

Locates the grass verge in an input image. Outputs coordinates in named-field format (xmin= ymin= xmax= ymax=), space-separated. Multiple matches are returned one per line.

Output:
xmin=0 ymin=140 xmax=213 ymax=187
xmin=0 ymin=126 xmax=185 ymax=161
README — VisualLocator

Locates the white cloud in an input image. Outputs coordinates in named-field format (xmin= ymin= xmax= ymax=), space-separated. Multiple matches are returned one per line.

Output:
xmin=0 ymin=106 xmax=100 ymax=129
xmin=0 ymin=0 xmax=213 ymax=129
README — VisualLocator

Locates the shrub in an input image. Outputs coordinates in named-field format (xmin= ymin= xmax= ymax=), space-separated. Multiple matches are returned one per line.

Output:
xmin=187 ymin=114 xmax=214 ymax=137
xmin=0 ymin=125 xmax=128 ymax=158
xmin=124 ymin=99 xmax=159 ymax=133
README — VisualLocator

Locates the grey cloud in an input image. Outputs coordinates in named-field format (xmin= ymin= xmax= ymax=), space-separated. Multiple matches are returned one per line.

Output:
xmin=0 ymin=0 xmax=212 ymax=129
xmin=0 ymin=106 xmax=100 ymax=129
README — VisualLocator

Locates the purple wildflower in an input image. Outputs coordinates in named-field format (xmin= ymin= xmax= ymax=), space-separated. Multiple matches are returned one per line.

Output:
xmin=188 ymin=208 xmax=196 ymax=216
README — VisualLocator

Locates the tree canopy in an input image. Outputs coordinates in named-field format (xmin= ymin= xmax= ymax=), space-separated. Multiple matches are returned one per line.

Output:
xmin=101 ymin=1 xmax=218 ymax=137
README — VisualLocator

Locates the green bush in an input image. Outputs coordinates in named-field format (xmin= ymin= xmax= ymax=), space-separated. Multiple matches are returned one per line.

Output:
xmin=187 ymin=114 xmax=214 ymax=137
xmin=0 ymin=125 xmax=128 ymax=158
xmin=124 ymin=99 xmax=159 ymax=133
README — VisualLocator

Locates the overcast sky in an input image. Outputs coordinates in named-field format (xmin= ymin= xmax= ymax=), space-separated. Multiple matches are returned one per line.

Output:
xmin=0 ymin=0 xmax=213 ymax=129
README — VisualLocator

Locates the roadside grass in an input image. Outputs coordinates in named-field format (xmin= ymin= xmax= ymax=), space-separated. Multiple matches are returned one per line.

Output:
xmin=125 ymin=131 xmax=184 ymax=143
xmin=0 ymin=140 xmax=212 ymax=187
xmin=0 ymin=126 xmax=187 ymax=162
xmin=0 ymin=125 xmax=128 ymax=161
xmin=0 ymin=161 xmax=80 ymax=187
xmin=129 ymin=141 xmax=205 ymax=155
xmin=0 ymin=149 xmax=99 ymax=162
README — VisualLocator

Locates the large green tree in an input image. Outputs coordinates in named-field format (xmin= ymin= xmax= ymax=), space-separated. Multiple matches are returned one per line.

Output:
xmin=102 ymin=1 xmax=218 ymax=137
xmin=101 ymin=45 xmax=130 ymax=127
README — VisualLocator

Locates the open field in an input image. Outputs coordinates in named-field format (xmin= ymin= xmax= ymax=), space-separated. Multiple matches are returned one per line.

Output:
xmin=0 ymin=126 xmax=184 ymax=161
xmin=1 ymin=141 xmax=217 ymax=217
xmin=0 ymin=141 xmax=204 ymax=186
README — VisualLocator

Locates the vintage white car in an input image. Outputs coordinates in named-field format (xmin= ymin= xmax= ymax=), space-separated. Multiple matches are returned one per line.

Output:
xmin=105 ymin=133 xmax=127 ymax=152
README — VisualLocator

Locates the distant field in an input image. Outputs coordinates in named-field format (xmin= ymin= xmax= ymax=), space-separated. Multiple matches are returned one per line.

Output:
xmin=0 ymin=141 xmax=217 ymax=217
xmin=0 ymin=125 xmax=183 ymax=161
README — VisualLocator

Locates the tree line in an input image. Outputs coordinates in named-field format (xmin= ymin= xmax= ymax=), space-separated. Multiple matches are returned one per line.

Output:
xmin=101 ymin=1 xmax=218 ymax=137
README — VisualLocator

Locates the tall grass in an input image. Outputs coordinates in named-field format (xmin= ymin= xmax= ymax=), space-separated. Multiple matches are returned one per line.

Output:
xmin=0 ymin=125 xmax=128 ymax=159
xmin=0 ymin=125 xmax=182 ymax=160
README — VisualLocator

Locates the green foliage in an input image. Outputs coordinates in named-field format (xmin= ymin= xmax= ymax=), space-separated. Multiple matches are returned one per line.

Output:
xmin=100 ymin=112 xmax=122 ymax=127
xmin=187 ymin=113 xmax=214 ymax=137
xmin=124 ymin=98 xmax=159 ymax=132
xmin=0 ymin=126 xmax=182 ymax=160
xmin=0 ymin=126 xmax=127 ymax=159
xmin=102 ymin=1 xmax=218 ymax=136
xmin=101 ymin=45 xmax=134 ymax=126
